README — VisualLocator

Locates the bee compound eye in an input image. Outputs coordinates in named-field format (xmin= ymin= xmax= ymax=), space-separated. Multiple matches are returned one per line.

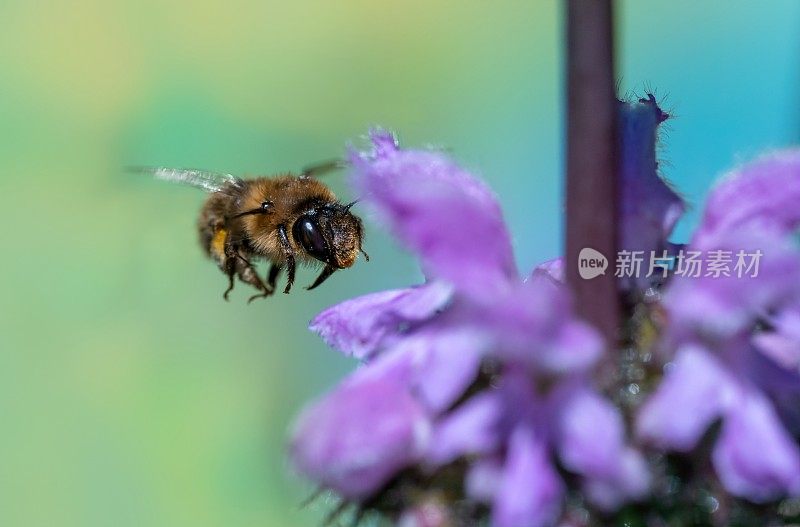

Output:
xmin=293 ymin=217 xmax=328 ymax=261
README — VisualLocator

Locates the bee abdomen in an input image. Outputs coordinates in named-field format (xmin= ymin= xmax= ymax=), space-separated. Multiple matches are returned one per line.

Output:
xmin=198 ymin=191 xmax=235 ymax=265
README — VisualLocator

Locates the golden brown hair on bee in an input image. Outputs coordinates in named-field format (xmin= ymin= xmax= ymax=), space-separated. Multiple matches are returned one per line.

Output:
xmin=135 ymin=165 xmax=366 ymax=303
xmin=238 ymin=176 xmax=337 ymax=264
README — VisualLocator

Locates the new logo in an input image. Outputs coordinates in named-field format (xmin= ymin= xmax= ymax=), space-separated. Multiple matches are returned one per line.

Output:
xmin=578 ymin=247 xmax=608 ymax=279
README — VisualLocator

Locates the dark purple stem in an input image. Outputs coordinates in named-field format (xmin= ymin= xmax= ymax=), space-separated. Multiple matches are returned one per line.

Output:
xmin=565 ymin=0 xmax=620 ymax=346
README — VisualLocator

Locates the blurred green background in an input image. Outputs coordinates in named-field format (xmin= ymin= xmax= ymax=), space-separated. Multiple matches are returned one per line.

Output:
xmin=1 ymin=1 xmax=798 ymax=525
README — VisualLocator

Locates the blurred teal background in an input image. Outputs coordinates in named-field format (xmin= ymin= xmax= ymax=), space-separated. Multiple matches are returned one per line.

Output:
xmin=1 ymin=1 xmax=798 ymax=525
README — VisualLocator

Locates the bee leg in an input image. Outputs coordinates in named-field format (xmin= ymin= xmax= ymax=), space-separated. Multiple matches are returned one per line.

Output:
xmin=247 ymin=291 xmax=270 ymax=304
xmin=223 ymin=271 xmax=235 ymax=301
xmin=245 ymin=264 xmax=282 ymax=303
xmin=232 ymin=253 xmax=275 ymax=303
xmin=277 ymin=225 xmax=296 ymax=294
xmin=267 ymin=263 xmax=282 ymax=291
xmin=222 ymin=257 xmax=236 ymax=301
xmin=306 ymin=265 xmax=336 ymax=290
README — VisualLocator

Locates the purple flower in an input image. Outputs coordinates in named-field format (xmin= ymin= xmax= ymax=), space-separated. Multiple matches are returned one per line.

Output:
xmin=556 ymin=386 xmax=650 ymax=510
xmin=692 ymin=152 xmax=800 ymax=245
xmin=290 ymin=111 xmax=800 ymax=523
xmin=664 ymin=153 xmax=800 ymax=342
xmin=639 ymin=152 xmax=800 ymax=502
xmin=637 ymin=345 xmax=736 ymax=451
xmin=534 ymin=97 xmax=685 ymax=293
xmin=713 ymin=389 xmax=800 ymax=501
xmin=492 ymin=425 xmax=563 ymax=527
xmin=350 ymin=129 xmax=518 ymax=299
xmin=618 ymin=95 xmax=684 ymax=291
xmin=309 ymin=281 xmax=453 ymax=360
xmin=290 ymin=128 xmax=647 ymax=526
xmin=289 ymin=353 xmax=432 ymax=500
xmin=639 ymin=344 xmax=800 ymax=500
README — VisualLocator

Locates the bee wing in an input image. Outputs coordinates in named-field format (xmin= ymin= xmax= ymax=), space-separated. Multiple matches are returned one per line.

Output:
xmin=130 ymin=167 xmax=243 ymax=193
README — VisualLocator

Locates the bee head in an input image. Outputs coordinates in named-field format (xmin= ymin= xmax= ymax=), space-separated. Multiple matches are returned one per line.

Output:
xmin=292 ymin=201 xmax=364 ymax=268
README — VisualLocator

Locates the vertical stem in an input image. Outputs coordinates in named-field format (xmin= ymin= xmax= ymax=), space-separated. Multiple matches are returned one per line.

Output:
xmin=565 ymin=0 xmax=620 ymax=346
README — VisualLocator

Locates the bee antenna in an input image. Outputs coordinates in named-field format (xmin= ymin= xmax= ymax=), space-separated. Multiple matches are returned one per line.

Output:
xmin=343 ymin=199 xmax=360 ymax=212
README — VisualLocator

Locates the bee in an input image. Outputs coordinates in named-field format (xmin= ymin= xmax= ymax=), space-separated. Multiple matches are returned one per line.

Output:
xmin=135 ymin=161 xmax=368 ymax=302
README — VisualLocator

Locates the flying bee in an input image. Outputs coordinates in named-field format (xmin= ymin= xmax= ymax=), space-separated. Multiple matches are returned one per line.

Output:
xmin=135 ymin=161 xmax=368 ymax=302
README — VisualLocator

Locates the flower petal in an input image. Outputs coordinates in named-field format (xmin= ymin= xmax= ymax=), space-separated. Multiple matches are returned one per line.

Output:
xmin=752 ymin=332 xmax=800 ymax=373
xmin=465 ymin=457 xmax=504 ymax=503
xmin=664 ymin=228 xmax=800 ymax=342
xmin=666 ymin=152 xmax=800 ymax=343
xmin=309 ymin=281 xmax=453 ymax=359
xmin=541 ymin=320 xmax=605 ymax=373
xmin=583 ymin=448 xmax=650 ymax=511
xmin=693 ymin=150 xmax=800 ymax=246
xmin=425 ymin=392 xmax=503 ymax=466
xmin=713 ymin=389 xmax=800 ymax=502
xmin=747 ymin=345 xmax=800 ymax=436
xmin=350 ymin=129 xmax=517 ymax=297
xmin=464 ymin=280 xmax=603 ymax=374
xmin=492 ymin=425 xmax=563 ymax=527
xmin=386 ymin=326 xmax=487 ymax=413
xmin=530 ymin=258 xmax=565 ymax=285
xmin=618 ymin=96 xmax=685 ymax=291
xmin=289 ymin=358 xmax=431 ymax=499
xmin=637 ymin=345 xmax=737 ymax=451
xmin=557 ymin=388 xmax=650 ymax=510
xmin=558 ymin=388 xmax=626 ymax=479
xmin=752 ymin=305 xmax=800 ymax=372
